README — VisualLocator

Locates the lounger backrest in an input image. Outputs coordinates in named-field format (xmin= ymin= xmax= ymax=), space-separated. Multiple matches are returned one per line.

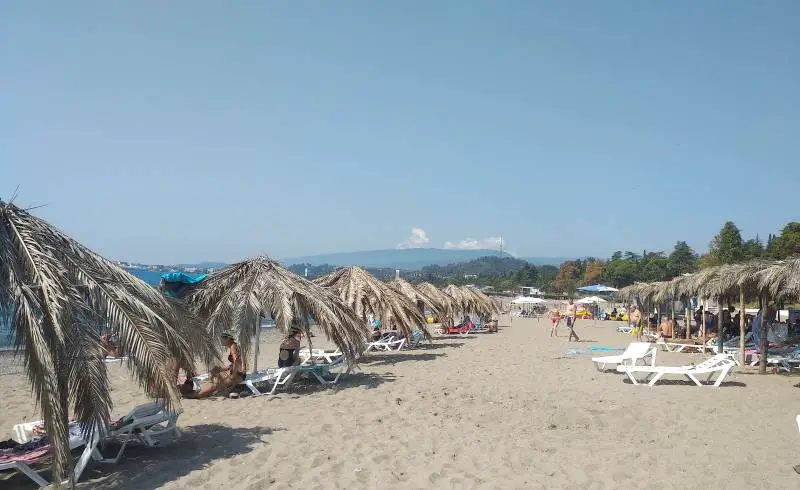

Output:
xmin=622 ymin=342 xmax=653 ymax=359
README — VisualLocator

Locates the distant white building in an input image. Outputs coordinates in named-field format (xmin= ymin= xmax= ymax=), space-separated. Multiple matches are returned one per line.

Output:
xmin=520 ymin=286 xmax=543 ymax=297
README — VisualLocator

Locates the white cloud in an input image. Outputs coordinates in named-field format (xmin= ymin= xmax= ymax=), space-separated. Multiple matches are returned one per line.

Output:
xmin=397 ymin=227 xmax=431 ymax=249
xmin=443 ymin=236 xmax=503 ymax=250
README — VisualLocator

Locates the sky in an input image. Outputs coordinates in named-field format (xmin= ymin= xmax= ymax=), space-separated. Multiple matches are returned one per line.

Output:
xmin=2 ymin=1 xmax=799 ymax=264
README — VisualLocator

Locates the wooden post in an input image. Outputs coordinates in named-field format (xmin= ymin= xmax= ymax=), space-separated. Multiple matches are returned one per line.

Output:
xmin=718 ymin=298 xmax=725 ymax=354
xmin=759 ymin=295 xmax=768 ymax=375
xmin=685 ymin=304 xmax=691 ymax=340
xmin=738 ymin=289 xmax=746 ymax=367
xmin=305 ymin=327 xmax=314 ymax=365
xmin=252 ymin=317 xmax=261 ymax=374
xmin=671 ymin=297 xmax=676 ymax=339
xmin=701 ymin=298 xmax=706 ymax=347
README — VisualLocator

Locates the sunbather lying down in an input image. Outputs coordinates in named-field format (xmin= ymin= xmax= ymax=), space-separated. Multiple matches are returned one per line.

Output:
xmin=184 ymin=333 xmax=246 ymax=399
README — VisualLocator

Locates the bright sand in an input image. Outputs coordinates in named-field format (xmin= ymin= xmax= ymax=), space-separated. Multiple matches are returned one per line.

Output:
xmin=2 ymin=317 xmax=799 ymax=489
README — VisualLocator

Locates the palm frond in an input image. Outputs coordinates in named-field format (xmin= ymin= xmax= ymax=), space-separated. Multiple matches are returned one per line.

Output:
xmin=1 ymin=201 xmax=189 ymax=482
xmin=315 ymin=267 xmax=426 ymax=339
xmin=188 ymin=257 xmax=370 ymax=364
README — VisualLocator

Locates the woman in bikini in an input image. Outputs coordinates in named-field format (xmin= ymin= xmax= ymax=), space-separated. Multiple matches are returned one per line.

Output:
xmin=278 ymin=327 xmax=304 ymax=367
xmin=184 ymin=332 xmax=246 ymax=399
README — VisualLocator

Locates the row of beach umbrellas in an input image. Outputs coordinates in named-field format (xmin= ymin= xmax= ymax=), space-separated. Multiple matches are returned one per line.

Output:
xmin=0 ymin=201 xmax=498 ymax=482
xmin=616 ymin=259 xmax=800 ymax=373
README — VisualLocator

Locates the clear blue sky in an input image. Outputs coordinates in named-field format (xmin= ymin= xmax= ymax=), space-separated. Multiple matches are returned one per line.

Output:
xmin=3 ymin=1 xmax=798 ymax=264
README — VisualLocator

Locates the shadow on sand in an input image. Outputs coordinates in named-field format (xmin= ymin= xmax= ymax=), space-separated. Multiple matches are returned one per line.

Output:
xmin=420 ymin=341 xmax=465 ymax=350
xmin=620 ymin=378 xmax=746 ymax=387
xmin=362 ymin=352 xmax=446 ymax=367
xmin=72 ymin=424 xmax=276 ymax=489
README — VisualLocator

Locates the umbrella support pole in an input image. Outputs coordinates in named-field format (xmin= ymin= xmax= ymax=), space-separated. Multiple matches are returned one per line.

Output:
xmin=252 ymin=318 xmax=261 ymax=374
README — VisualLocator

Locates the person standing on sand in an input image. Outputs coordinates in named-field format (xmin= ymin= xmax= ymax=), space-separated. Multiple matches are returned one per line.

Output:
xmin=565 ymin=299 xmax=580 ymax=341
xmin=549 ymin=305 xmax=561 ymax=337
xmin=630 ymin=306 xmax=642 ymax=341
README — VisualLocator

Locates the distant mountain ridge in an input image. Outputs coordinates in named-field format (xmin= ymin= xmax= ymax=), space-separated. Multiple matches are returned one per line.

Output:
xmin=122 ymin=250 xmax=572 ymax=278
xmin=281 ymin=248 xmax=510 ymax=269
xmin=281 ymin=248 xmax=569 ymax=269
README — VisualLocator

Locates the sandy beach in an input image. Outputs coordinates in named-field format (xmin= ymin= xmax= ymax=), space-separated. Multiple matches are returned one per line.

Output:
xmin=2 ymin=317 xmax=799 ymax=489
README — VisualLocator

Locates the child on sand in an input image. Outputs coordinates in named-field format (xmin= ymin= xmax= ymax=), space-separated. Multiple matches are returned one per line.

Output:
xmin=550 ymin=307 xmax=561 ymax=337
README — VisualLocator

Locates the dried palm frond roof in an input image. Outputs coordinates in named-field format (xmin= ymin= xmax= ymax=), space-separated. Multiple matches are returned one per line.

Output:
xmin=442 ymin=285 xmax=495 ymax=318
xmin=460 ymin=286 xmax=500 ymax=316
xmin=187 ymin=256 xmax=369 ymax=363
xmin=415 ymin=282 xmax=456 ymax=316
xmin=388 ymin=277 xmax=447 ymax=318
xmin=756 ymin=257 xmax=800 ymax=301
xmin=617 ymin=282 xmax=660 ymax=302
xmin=315 ymin=266 xmax=425 ymax=338
xmin=0 ymin=201 xmax=197 ymax=482
xmin=652 ymin=274 xmax=694 ymax=303
xmin=699 ymin=261 xmax=771 ymax=300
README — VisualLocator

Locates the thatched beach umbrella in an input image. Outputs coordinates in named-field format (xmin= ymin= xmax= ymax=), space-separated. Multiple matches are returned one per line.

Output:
xmin=389 ymin=277 xmax=446 ymax=320
xmin=460 ymin=286 xmax=499 ymax=318
xmin=187 ymin=257 xmax=369 ymax=372
xmin=442 ymin=285 xmax=495 ymax=320
xmin=415 ymin=282 xmax=457 ymax=321
xmin=0 ymin=201 xmax=196 ymax=483
xmin=699 ymin=262 xmax=772 ymax=364
xmin=757 ymin=258 xmax=800 ymax=302
xmin=315 ymin=266 xmax=425 ymax=339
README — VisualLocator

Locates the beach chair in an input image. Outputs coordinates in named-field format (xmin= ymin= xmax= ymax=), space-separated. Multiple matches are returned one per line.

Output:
xmin=616 ymin=354 xmax=736 ymax=387
xmin=2 ymin=421 xmax=102 ymax=488
xmin=296 ymin=356 xmax=353 ymax=385
xmin=364 ymin=336 xmax=406 ymax=353
xmin=5 ymin=401 xmax=180 ymax=486
xmin=405 ymin=329 xmax=429 ymax=348
xmin=591 ymin=342 xmax=657 ymax=371
xmin=98 ymin=401 xmax=181 ymax=464
xmin=299 ymin=347 xmax=343 ymax=364
xmin=241 ymin=367 xmax=297 ymax=396
xmin=655 ymin=339 xmax=711 ymax=354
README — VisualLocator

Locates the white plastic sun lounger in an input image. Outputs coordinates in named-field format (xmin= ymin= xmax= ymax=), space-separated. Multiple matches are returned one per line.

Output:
xmin=1 ymin=423 xmax=99 ymax=488
xmin=656 ymin=339 xmax=712 ymax=354
xmin=99 ymin=401 xmax=181 ymax=463
xmin=592 ymin=342 xmax=657 ymax=371
xmin=6 ymin=401 xmax=180 ymax=486
xmin=364 ymin=336 xmax=406 ymax=353
xmin=299 ymin=347 xmax=343 ymax=364
xmin=616 ymin=354 xmax=736 ymax=387
xmin=242 ymin=367 xmax=298 ymax=396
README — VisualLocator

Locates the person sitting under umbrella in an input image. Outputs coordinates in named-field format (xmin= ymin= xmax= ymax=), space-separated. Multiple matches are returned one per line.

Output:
xmin=184 ymin=332 xmax=246 ymax=399
xmin=278 ymin=326 xmax=304 ymax=367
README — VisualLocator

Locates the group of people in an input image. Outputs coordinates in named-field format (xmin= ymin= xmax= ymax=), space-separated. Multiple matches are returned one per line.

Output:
xmin=549 ymin=299 xmax=581 ymax=342
xmin=182 ymin=327 xmax=307 ymax=399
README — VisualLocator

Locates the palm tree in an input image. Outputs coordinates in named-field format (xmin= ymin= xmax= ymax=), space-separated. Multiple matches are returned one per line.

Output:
xmin=186 ymin=256 xmax=369 ymax=370
xmin=315 ymin=267 xmax=425 ymax=339
xmin=0 ymin=201 xmax=196 ymax=483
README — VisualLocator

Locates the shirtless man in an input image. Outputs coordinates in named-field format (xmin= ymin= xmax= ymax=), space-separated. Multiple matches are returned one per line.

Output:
xmin=565 ymin=299 xmax=580 ymax=341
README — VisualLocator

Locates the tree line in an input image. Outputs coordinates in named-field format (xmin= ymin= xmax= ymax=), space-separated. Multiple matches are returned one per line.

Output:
xmin=285 ymin=221 xmax=799 ymax=294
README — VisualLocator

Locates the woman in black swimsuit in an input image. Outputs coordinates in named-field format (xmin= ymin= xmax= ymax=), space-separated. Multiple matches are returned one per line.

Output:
xmin=278 ymin=327 xmax=303 ymax=368
xmin=185 ymin=332 xmax=246 ymax=399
